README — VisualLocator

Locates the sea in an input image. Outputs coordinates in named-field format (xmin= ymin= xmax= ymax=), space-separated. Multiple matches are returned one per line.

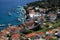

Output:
xmin=0 ymin=0 xmax=40 ymax=30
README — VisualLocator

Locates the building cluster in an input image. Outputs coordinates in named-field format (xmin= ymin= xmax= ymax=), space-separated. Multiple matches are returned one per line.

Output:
xmin=0 ymin=6 xmax=60 ymax=40
xmin=0 ymin=25 xmax=60 ymax=40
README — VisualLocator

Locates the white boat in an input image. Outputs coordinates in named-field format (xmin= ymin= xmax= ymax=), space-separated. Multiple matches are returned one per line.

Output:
xmin=8 ymin=12 xmax=12 ymax=16
xmin=0 ymin=24 xmax=5 ymax=26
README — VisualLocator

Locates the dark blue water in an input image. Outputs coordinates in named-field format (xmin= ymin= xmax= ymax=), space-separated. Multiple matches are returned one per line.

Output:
xmin=0 ymin=0 xmax=39 ymax=30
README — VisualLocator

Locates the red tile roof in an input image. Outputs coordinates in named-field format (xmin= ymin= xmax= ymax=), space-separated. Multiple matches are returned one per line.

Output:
xmin=12 ymin=34 xmax=20 ymax=38
xmin=38 ymin=32 xmax=44 ymax=36
xmin=25 ymin=32 xmax=36 ymax=38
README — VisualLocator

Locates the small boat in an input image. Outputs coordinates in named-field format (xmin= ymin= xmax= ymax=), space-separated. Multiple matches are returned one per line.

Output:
xmin=8 ymin=24 xmax=11 ymax=26
xmin=8 ymin=12 xmax=12 ymax=16
xmin=0 ymin=24 xmax=5 ymax=26
xmin=18 ymin=18 xmax=21 ymax=22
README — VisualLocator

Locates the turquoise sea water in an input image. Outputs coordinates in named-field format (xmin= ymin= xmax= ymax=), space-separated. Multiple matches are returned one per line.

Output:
xmin=0 ymin=0 xmax=40 ymax=30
